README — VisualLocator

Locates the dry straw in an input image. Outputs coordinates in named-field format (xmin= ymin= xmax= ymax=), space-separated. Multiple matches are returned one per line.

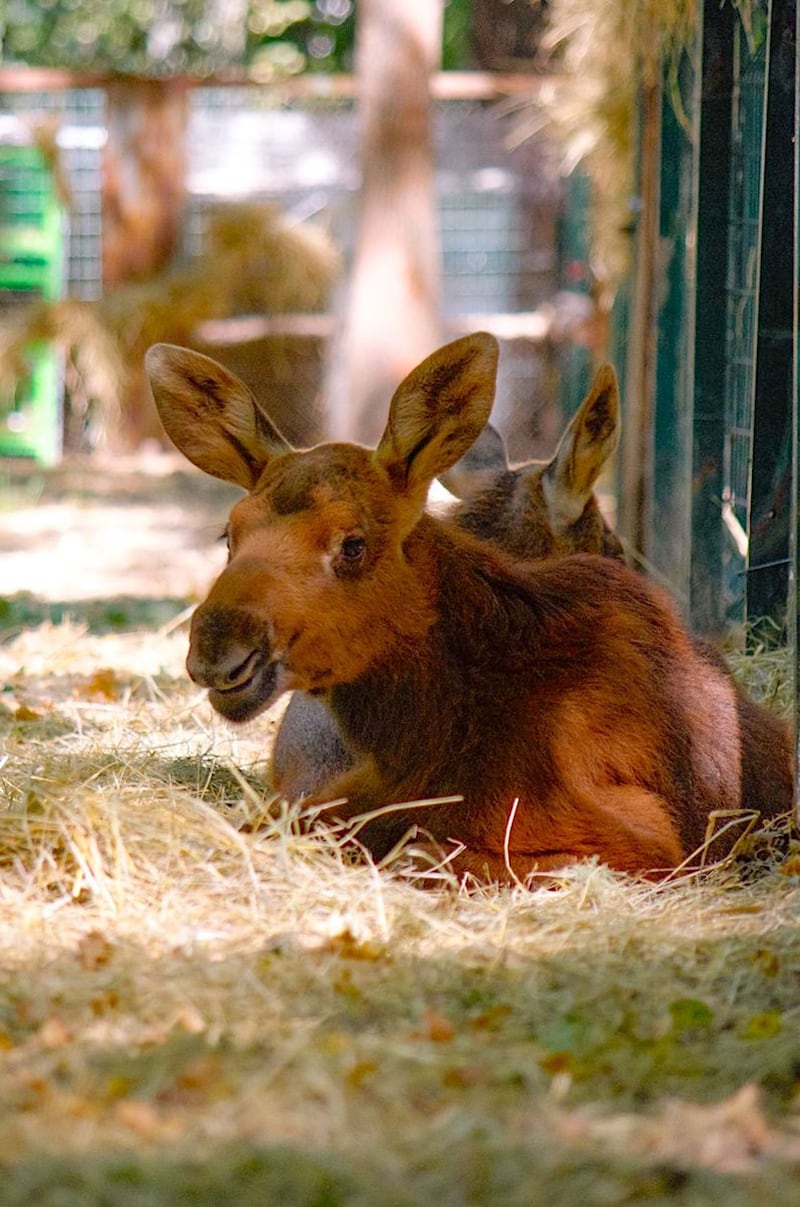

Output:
xmin=1 ymin=615 xmax=799 ymax=1187
xmin=523 ymin=0 xmax=762 ymax=293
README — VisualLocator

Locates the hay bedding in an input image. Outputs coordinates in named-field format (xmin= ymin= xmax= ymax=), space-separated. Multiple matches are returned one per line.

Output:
xmin=1 ymin=460 xmax=800 ymax=1205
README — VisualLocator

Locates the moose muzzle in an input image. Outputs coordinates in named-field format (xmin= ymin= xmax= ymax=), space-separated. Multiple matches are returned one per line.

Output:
xmin=187 ymin=600 xmax=284 ymax=723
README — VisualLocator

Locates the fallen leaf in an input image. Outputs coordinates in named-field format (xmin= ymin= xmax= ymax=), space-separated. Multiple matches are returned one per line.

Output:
xmin=540 ymin=1051 xmax=577 ymax=1076
xmin=158 ymin=1054 xmax=226 ymax=1106
xmin=38 ymin=1017 xmax=72 ymax=1049
xmin=418 ymin=1009 xmax=455 ymax=1044
xmin=470 ymin=1003 xmax=512 ymax=1031
xmin=346 ymin=1059 xmax=378 ymax=1088
xmin=739 ymin=1011 xmax=782 ymax=1040
xmin=779 ymin=854 xmax=800 ymax=878
xmin=77 ymin=929 xmax=115 ymax=970
xmin=90 ymin=990 xmax=120 ymax=1016
xmin=317 ymin=927 xmax=387 ymax=961
xmin=441 ymin=1064 xmax=484 ymax=1089
xmin=82 ymin=669 xmax=121 ymax=701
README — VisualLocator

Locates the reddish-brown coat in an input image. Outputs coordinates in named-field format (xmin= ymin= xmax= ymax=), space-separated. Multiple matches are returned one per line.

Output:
xmin=146 ymin=333 xmax=791 ymax=884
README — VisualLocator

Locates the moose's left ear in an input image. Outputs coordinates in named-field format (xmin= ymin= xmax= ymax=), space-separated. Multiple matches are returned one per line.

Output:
xmin=146 ymin=344 xmax=292 ymax=490
xmin=375 ymin=332 xmax=499 ymax=512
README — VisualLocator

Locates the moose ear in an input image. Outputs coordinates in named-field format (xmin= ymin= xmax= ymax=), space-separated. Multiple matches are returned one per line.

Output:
xmin=542 ymin=362 xmax=620 ymax=530
xmin=145 ymin=344 xmax=292 ymax=489
xmin=375 ymin=332 xmax=498 ymax=511
xmin=438 ymin=421 xmax=509 ymax=499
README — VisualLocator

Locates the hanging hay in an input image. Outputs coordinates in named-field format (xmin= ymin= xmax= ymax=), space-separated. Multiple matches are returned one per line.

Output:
xmin=519 ymin=0 xmax=763 ymax=297
xmin=0 ymin=202 xmax=341 ymax=449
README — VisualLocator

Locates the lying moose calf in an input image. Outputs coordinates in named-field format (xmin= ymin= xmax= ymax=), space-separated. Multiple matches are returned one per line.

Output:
xmin=146 ymin=333 xmax=788 ymax=884
xmin=271 ymin=354 xmax=627 ymax=801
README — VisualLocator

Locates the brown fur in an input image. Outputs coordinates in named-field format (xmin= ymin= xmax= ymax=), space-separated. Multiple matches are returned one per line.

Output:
xmin=146 ymin=334 xmax=791 ymax=885
xmin=442 ymin=361 xmax=625 ymax=562
xmin=271 ymin=362 xmax=627 ymax=802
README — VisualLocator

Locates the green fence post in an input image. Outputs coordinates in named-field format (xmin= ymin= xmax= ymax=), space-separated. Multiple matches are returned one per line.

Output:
xmin=690 ymin=0 xmax=736 ymax=634
xmin=650 ymin=48 xmax=700 ymax=608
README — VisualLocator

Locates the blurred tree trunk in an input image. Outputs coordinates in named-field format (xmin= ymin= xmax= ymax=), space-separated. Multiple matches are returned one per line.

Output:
xmin=328 ymin=0 xmax=444 ymax=442
xmin=102 ymin=79 xmax=188 ymax=446
xmin=102 ymin=79 xmax=188 ymax=287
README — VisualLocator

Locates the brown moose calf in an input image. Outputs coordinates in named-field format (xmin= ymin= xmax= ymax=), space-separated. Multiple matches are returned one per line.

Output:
xmin=146 ymin=333 xmax=772 ymax=884
xmin=271 ymin=355 xmax=627 ymax=801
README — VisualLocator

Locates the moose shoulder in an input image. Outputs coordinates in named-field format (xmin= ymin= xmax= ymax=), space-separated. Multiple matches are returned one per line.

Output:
xmin=146 ymin=334 xmax=788 ymax=884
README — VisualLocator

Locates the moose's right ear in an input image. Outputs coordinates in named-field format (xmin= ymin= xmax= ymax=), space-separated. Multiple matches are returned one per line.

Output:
xmin=145 ymin=344 xmax=292 ymax=489
xmin=542 ymin=362 xmax=620 ymax=530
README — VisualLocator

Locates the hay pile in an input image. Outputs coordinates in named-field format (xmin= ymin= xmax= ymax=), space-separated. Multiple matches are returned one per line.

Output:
xmin=0 ymin=203 xmax=340 ymax=449
xmin=1 ymin=623 xmax=799 ymax=1200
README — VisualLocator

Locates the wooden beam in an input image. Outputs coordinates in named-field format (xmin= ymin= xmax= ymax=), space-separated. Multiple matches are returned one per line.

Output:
xmin=0 ymin=67 xmax=541 ymax=100
xmin=194 ymin=310 xmax=555 ymax=347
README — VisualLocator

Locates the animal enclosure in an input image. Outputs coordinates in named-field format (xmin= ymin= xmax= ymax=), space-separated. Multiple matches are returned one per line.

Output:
xmin=0 ymin=75 xmax=569 ymax=462
xmin=1 ymin=1 xmax=799 ymax=1197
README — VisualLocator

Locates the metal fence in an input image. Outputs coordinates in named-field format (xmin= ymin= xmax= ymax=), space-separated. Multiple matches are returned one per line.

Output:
xmin=622 ymin=0 xmax=796 ymax=641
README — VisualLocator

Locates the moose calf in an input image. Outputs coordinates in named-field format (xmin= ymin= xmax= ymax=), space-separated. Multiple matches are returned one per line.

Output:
xmin=274 ymin=355 xmax=792 ymax=831
xmin=146 ymin=333 xmax=790 ymax=884
xmin=272 ymin=357 xmax=627 ymax=800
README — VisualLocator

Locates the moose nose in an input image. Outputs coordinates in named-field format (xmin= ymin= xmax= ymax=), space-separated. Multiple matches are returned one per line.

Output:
xmin=187 ymin=642 xmax=263 ymax=691
xmin=186 ymin=601 xmax=269 ymax=692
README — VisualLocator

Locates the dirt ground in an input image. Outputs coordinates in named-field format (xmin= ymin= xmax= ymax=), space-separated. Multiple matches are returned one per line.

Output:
xmin=1 ymin=451 xmax=240 ymax=623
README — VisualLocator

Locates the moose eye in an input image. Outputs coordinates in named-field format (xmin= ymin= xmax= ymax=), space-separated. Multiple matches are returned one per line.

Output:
xmin=340 ymin=535 xmax=367 ymax=562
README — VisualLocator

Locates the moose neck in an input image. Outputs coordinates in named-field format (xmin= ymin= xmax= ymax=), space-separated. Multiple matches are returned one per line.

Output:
xmin=327 ymin=514 xmax=547 ymax=773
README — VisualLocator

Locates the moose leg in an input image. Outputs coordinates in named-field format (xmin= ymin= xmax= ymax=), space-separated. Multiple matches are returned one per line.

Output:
xmin=303 ymin=781 xmax=687 ymax=884
xmin=301 ymin=764 xmax=440 ymax=862
xmin=582 ymin=787 xmax=687 ymax=874
xmin=399 ymin=787 xmax=687 ymax=886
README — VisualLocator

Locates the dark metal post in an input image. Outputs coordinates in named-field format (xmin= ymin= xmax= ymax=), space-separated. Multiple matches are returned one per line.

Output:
xmin=690 ymin=0 xmax=735 ymax=633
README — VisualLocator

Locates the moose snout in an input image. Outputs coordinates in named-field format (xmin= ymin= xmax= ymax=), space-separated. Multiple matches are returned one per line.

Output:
xmin=187 ymin=601 xmax=283 ymax=722
xmin=186 ymin=604 xmax=270 ymax=691
xmin=187 ymin=640 xmax=262 ymax=690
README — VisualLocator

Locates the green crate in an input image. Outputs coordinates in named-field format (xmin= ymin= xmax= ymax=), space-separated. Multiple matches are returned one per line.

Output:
xmin=0 ymin=340 xmax=62 ymax=464
xmin=0 ymin=144 xmax=65 ymax=301
xmin=0 ymin=143 xmax=65 ymax=462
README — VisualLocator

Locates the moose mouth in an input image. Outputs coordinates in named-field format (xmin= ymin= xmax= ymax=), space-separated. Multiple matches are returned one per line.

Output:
xmin=208 ymin=657 xmax=283 ymax=722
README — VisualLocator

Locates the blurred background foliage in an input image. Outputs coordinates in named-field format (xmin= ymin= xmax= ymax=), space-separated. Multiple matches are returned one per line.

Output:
xmin=1 ymin=0 xmax=357 ymax=78
xmin=0 ymin=0 xmax=492 ymax=77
